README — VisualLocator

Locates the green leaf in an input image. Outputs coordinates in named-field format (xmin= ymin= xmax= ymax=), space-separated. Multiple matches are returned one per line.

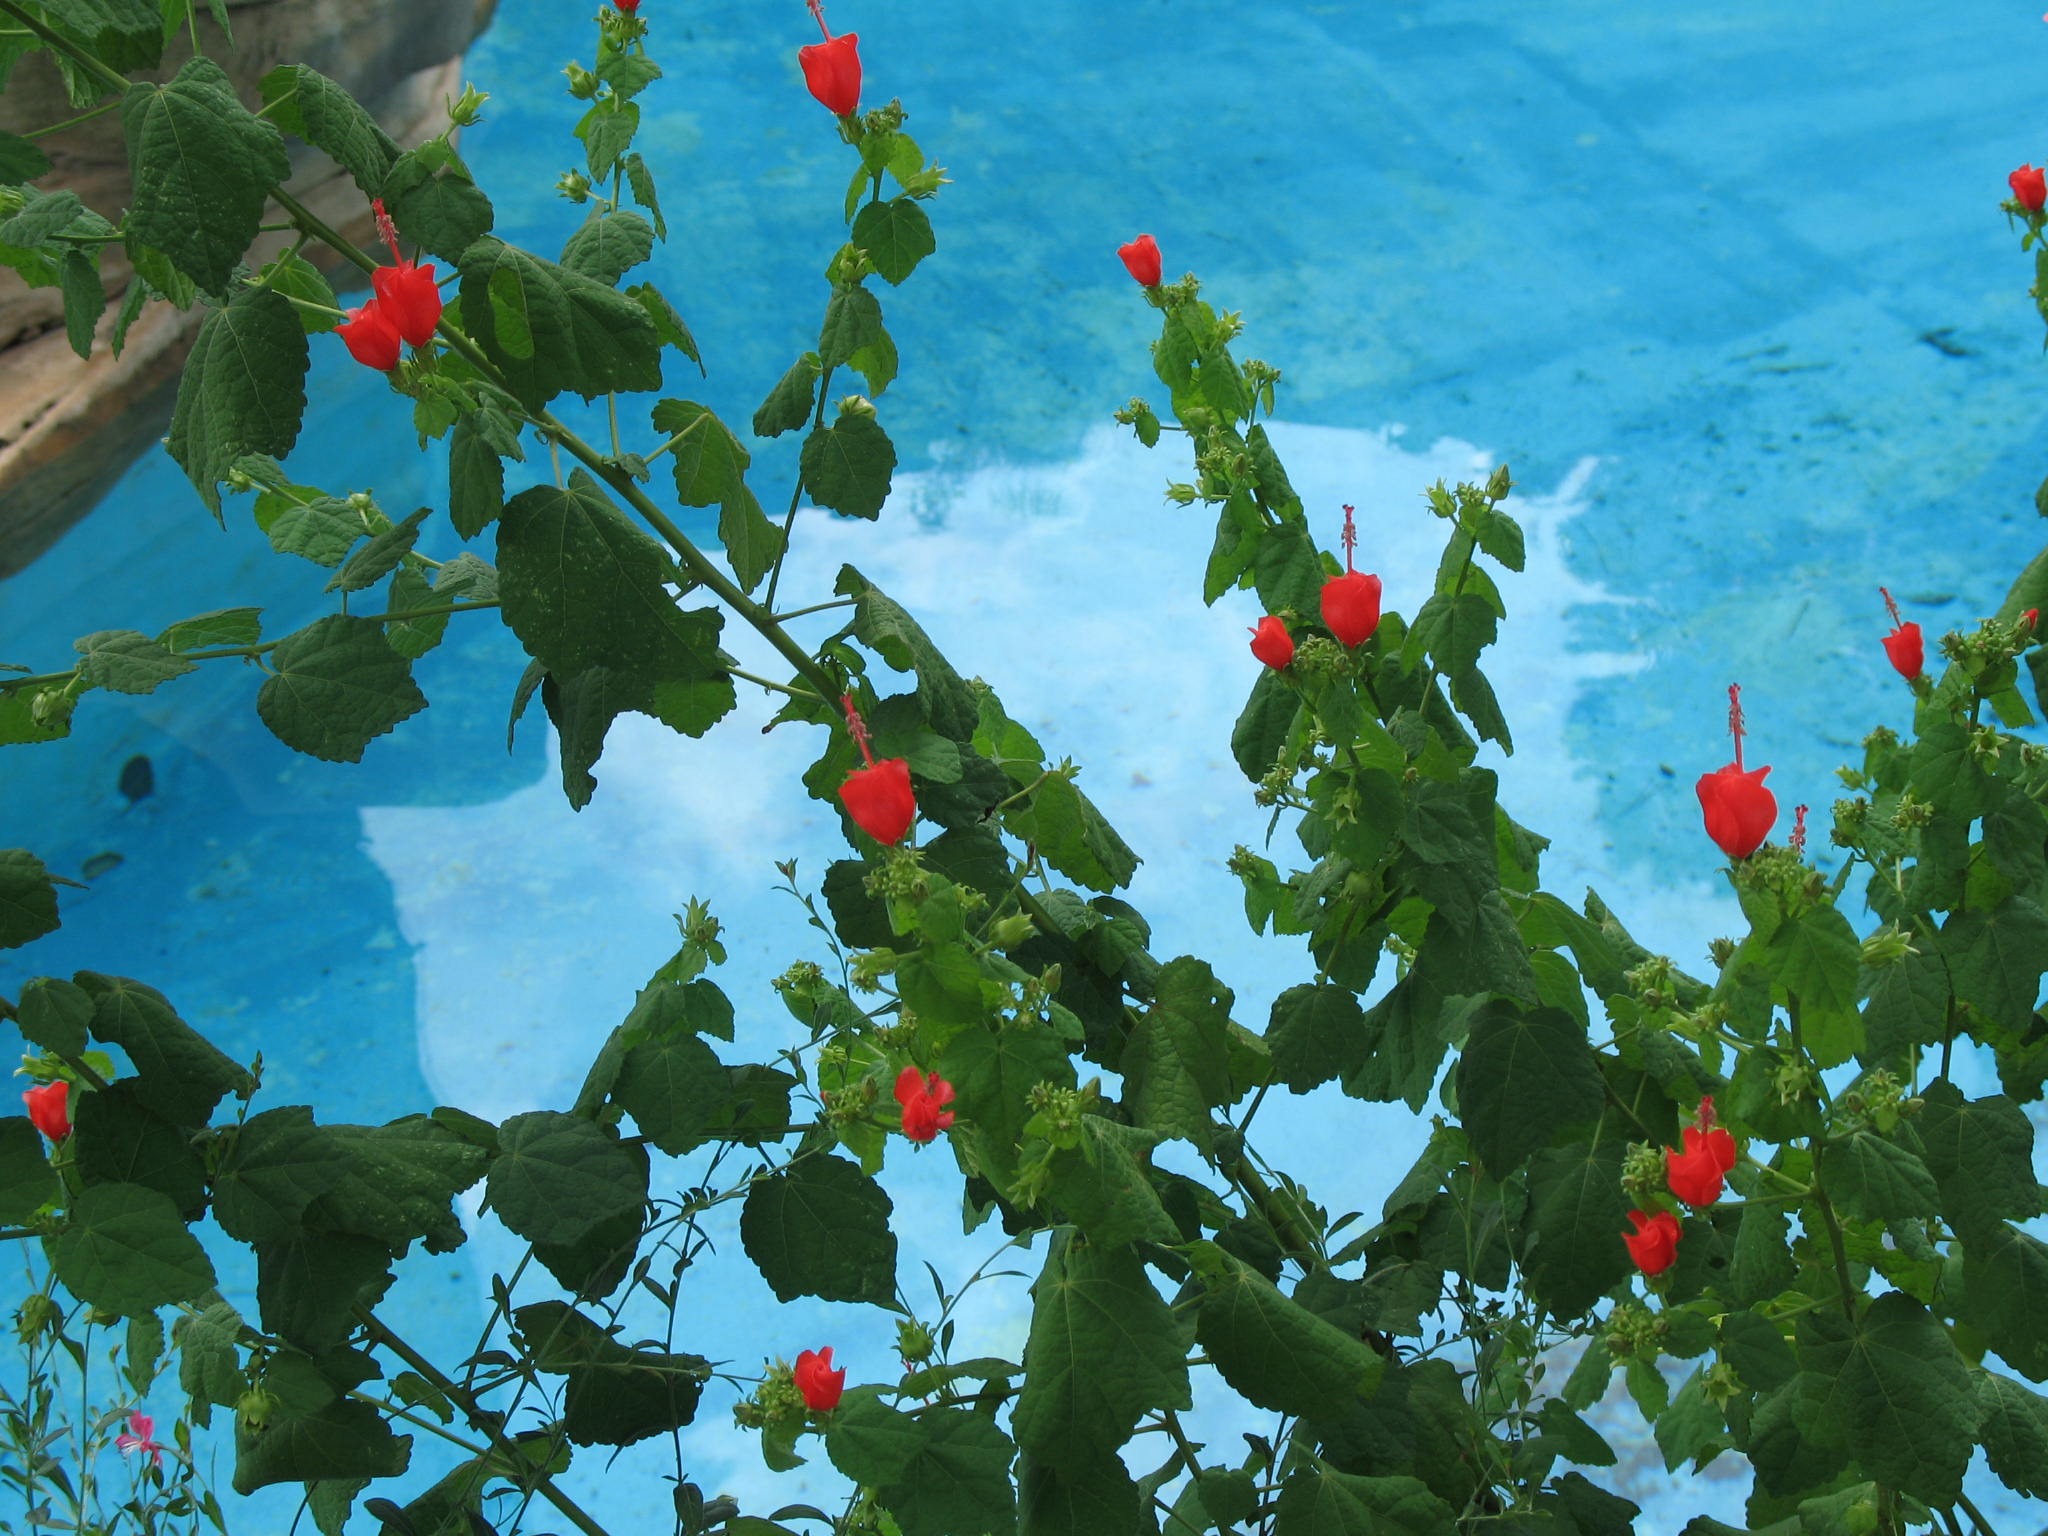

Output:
xmin=1765 ymin=906 xmax=1864 ymax=1066
xmin=255 ymin=251 xmax=339 ymax=333
xmin=1792 ymin=1292 xmax=1978 ymax=1503
xmin=259 ymin=489 xmax=361 ymax=567
xmin=1018 ymin=1453 xmax=1140 ymax=1536
xmin=1941 ymin=895 xmax=2048 ymax=1033
xmin=325 ymin=507 xmax=427 ymax=595
xmin=1015 ymin=774 xmax=1139 ymax=894
xmin=541 ymin=663 xmax=736 ymax=810
xmin=938 ymin=1023 xmax=1075 ymax=1184
xmin=511 ymin=1299 xmax=706 ymax=1447
xmin=57 ymin=248 xmax=102 ymax=359
xmin=828 ymin=1399 xmax=1018 ymax=1536
xmin=498 ymin=473 xmax=719 ymax=675
xmin=486 ymin=1111 xmax=649 ymax=1248
xmin=1045 ymin=1118 xmax=1179 ymax=1248
xmin=16 ymin=976 xmax=90 ymax=1055
xmin=0 ymin=1117 xmax=58 ymax=1224
xmin=1817 ymin=1131 xmax=1939 ymax=1223
xmin=176 ymin=1300 xmax=249 ymax=1410
xmin=801 ymin=410 xmax=897 ymax=521
xmin=0 ymin=848 xmax=61 ymax=950
xmin=1120 ymin=957 xmax=1233 ymax=1147
xmin=255 ymin=1230 xmax=394 ymax=1351
xmin=740 ymin=1153 xmax=897 ymax=1305
xmin=820 ymin=284 xmax=887 ymax=374
xmin=625 ymin=279 xmax=700 ymax=369
xmin=1517 ymin=1139 xmax=1630 ymax=1317
xmin=0 ymin=129 xmax=52 ymax=186
xmin=1266 ymin=983 xmax=1369 ymax=1093
xmin=211 ymin=1105 xmax=354 ymax=1244
xmin=121 ymin=59 xmax=287 ymax=291
xmin=75 ymin=971 xmax=252 ymax=1126
xmin=1011 ymin=1235 xmax=1190 ymax=1472
xmin=718 ymin=484 xmax=785 ymax=594
xmin=46 ymin=1182 xmax=216 ymax=1316
xmin=448 ymin=415 xmax=507 ymax=540
xmin=1961 ymin=1221 xmax=2048 ymax=1380
xmin=837 ymin=566 xmax=980 ymax=740
xmin=255 ymin=615 xmax=427 ymax=764
xmin=621 ymin=151 xmax=666 ymax=238
xmin=851 ymin=196 xmax=937 ymax=286
xmin=156 ymin=607 xmax=262 ymax=653
xmin=652 ymin=397 xmax=751 ymax=506
xmin=1912 ymin=1082 xmax=2041 ymax=1238
xmin=577 ymin=96 xmax=639 ymax=179
xmin=1271 ymin=1468 xmax=1457 ymax=1536
xmin=459 ymin=237 xmax=659 ymax=411
xmin=560 ymin=208 xmax=654 ymax=287
xmin=73 ymin=1080 xmax=207 ymax=1219
xmin=44 ymin=0 xmax=162 ymax=74
xmin=1453 ymin=1002 xmax=1605 ymax=1177
xmin=1409 ymin=592 xmax=1497 ymax=676
xmin=257 ymin=65 xmax=399 ymax=198
xmin=756 ymin=352 xmax=823 ymax=438
xmin=232 ymin=1399 xmax=410 ymax=1495
xmin=165 ymin=286 xmax=308 ymax=517
xmin=1232 ymin=667 xmax=1303 ymax=781
xmin=379 ymin=141 xmax=493 ymax=263
xmin=612 ymin=1028 xmax=726 ymax=1156
xmin=299 ymin=1117 xmax=485 ymax=1253
xmin=1188 ymin=1243 xmax=1383 ymax=1415
xmin=1977 ymin=1370 xmax=2048 ymax=1500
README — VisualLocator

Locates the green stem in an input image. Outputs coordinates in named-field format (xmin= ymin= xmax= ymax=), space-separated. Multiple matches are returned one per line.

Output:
xmin=1808 ymin=1181 xmax=1862 ymax=1320
xmin=761 ymin=363 xmax=837 ymax=613
xmin=0 ymin=0 xmax=131 ymax=94
xmin=727 ymin=668 xmax=823 ymax=702
xmin=354 ymin=1309 xmax=616 ymax=1536
xmin=1955 ymin=1491 xmax=2001 ymax=1536
xmin=24 ymin=100 xmax=118 ymax=139
xmin=255 ymin=232 xmax=313 ymax=291
xmin=346 ymin=1391 xmax=490 ymax=1457
xmin=769 ymin=597 xmax=857 ymax=622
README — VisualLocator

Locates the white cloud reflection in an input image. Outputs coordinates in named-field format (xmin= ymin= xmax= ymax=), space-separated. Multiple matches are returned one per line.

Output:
xmin=360 ymin=420 xmax=1734 ymax=1523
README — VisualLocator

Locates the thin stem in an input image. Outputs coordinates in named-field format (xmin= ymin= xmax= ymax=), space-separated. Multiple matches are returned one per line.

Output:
xmin=255 ymin=232 xmax=313 ymax=292
xmin=346 ymin=1392 xmax=490 ymax=1457
xmin=769 ymin=597 xmax=857 ymax=622
xmin=24 ymin=100 xmax=119 ymax=139
xmin=728 ymin=668 xmax=824 ymax=702
xmin=762 ymin=364 xmax=837 ymax=612
xmin=1808 ymin=1181 xmax=1862 ymax=1320
xmin=1955 ymin=1491 xmax=2001 ymax=1536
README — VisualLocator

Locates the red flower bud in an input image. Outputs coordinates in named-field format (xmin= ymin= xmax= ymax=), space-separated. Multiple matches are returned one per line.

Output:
xmin=793 ymin=1346 xmax=845 ymax=1411
xmin=1321 ymin=572 xmax=1382 ymax=648
xmin=1878 ymin=587 xmax=1921 ymax=679
xmin=1622 ymin=1208 xmax=1681 ymax=1276
xmin=2012 ymin=163 xmax=2047 ymax=213
xmin=371 ymin=261 xmax=443 ymax=348
xmin=23 ymin=1082 xmax=69 ymax=1142
xmin=1249 ymin=615 xmax=1294 ymax=670
xmin=1320 ymin=504 xmax=1383 ymax=648
xmin=337 ymin=299 xmax=402 ymax=372
xmin=1117 ymin=234 xmax=1162 ymax=287
xmin=615 ymin=0 xmax=640 ymax=10
xmin=840 ymin=758 xmax=914 ymax=844
xmin=1696 ymin=683 xmax=1776 ymax=859
xmin=799 ymin=31 xmax=861 ymax=116
xmin=894 ymin=1065 xmax=956 ymax=1142
xmin=1665 ymin=1124 xmax=1738 ymax=1206
xmin=2026 ymin=608 xmax=2040 ymax=634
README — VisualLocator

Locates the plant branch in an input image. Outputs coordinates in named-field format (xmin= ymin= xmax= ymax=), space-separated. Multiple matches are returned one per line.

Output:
xmin=0 ymin=0 xmax=131 ymax=94
xmin=354 ymin=1308 xmax=615 ymax=1536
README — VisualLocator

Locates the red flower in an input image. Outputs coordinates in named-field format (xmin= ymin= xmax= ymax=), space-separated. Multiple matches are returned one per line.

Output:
xmin=798 ymin=3 xmax=861 ymax=118
xmin=1696 ymin=683 xmax=1776 ymax=859
xmin=837 ymin=695 xmax=915 ymax=844
xmin=1665 ymin=1126 xmax=1737 ymax=1206
xmin=2012 ymin=163 xmax=2047 ymax=212
xmin=793 ymin=1346 xmax=846 ymax=1411
xmin=614 ymin=0 xmax=640 ymax=10
xmin=2026 ymin=608 xmax=2040 ymax=635
xmin=1117 ymin=234 xmax=1162 ymax=287
xmin=22 ymin=1082 xmax=69 ymax=1142
xmin=1320 ymin=504 xmax=1382 ymax=647
xmin=336 ymin=300 xmax=401 ymax=371
xmin=1622 ymin=1209 xmax=1682 ymax=1276
xmin=116 ymin=1411 xmax=164 ymax=1471
xmin=1878 ymin=587 xmax=1921 ymax=680
xmin=366 ymin=198 xmax=442 ymax=347
xmin=1249 ymin=615 xmax=1294 ymax=670
xmin=894 ymin=1065 xmax=955 ymax=1142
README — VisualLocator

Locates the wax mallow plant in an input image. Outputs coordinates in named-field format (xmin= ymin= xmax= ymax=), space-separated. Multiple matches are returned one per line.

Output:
xmin=0 ymin=5 xmax=2046 ymax=1536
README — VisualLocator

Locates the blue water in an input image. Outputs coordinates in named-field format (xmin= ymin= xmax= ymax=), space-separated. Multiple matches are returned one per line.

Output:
xmin=5 ymin=0 xmax=2048 ymax=1528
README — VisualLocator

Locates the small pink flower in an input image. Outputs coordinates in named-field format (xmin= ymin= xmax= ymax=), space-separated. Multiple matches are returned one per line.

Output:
xmin=116 ymin=1411 xmax=164 ymax=1471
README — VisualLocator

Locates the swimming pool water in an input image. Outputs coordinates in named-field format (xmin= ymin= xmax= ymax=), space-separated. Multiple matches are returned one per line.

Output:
xmin=5 ymin=1 xmax=2048 ymax=1527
